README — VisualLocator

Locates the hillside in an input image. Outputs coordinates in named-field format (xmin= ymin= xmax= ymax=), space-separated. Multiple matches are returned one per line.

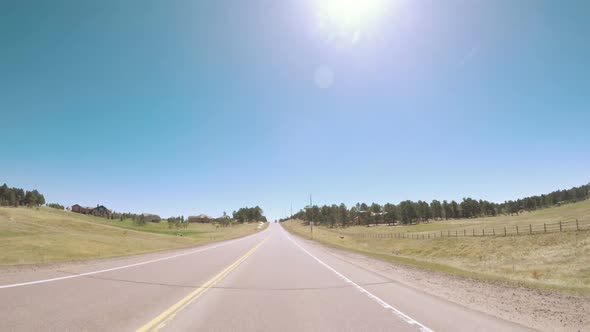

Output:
xmin=338 ymin=198 xmax=590 ymax=235
xmin=0 ymin=207 xmax=263 ymax=265
xmin=283 ymin=199 xmax=590 ymax=293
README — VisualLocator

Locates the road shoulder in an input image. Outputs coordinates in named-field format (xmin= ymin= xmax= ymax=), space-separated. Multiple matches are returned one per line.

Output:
xmin=289 ymin=231 xmax=589 ymax=332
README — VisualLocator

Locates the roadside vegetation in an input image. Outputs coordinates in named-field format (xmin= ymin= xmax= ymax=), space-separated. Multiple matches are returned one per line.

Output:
xmin=287 ymin=183 xmax=589 ymax=227
xmin=0 ymin=206 xmax=266 ymax=265
xmin=283 ymin=199 xmax=590 ymax=293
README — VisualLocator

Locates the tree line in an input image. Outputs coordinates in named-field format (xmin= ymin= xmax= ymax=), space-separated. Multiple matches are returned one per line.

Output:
xmin=0 ymin=183 xmax=268 ymax=227
xmin=0 ymin=183 xmax=45 ymax=207
xmin=233 ymin=206 xmax=267 ymax=223
xmin=291 ymin=183 xmax=590 ymax=227
xmin=47 ymin=203 xmax=64 ymax=210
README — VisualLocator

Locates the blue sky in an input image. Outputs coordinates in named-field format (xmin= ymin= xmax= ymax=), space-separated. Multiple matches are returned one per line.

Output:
xmin=1 ymin=0 xmax=588 ymax=220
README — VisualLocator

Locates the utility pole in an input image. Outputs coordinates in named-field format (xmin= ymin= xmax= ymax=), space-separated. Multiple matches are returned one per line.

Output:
xmin=290 ymin=203 xmax=293 ymax=219
xmin=310 ymin=194 xmax=313 ymax=239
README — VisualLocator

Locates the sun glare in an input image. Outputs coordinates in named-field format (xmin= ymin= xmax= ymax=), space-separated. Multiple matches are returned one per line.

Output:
xmin=315 ymin=0 xmax=390 ymax=30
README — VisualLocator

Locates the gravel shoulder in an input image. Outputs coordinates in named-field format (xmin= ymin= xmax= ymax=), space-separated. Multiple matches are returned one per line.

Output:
xmin=299 ymin=236 xmax=590 ymax=332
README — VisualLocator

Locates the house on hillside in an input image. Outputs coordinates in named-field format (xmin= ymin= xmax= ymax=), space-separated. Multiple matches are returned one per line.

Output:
xmin=71 ymin=204 xmax=112 ymax=219
xmin=188 ymin=214 xmax=211 ymax=223
xmin=91 ymin=205 xmax=112 ymax=218
xmin=71 ymin=204 xmax=93 ymax=214
xmin=141 ymin=213 xmax=161 ymax=223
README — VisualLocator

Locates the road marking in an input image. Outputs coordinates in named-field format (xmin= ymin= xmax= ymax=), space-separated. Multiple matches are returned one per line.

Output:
xmin=0 ymin=229 xmax=268 ymax=289
xmin=136 ymin=236 xmax=269 ymax=332
xmin=281 ymin=226 xmax=434 ymax=332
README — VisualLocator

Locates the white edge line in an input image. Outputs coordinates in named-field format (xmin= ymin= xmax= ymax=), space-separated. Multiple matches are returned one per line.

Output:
xmin=0 ymin=227 xmax=269 ymax=289
xmin=280 ymin=225 xmax=434 ymax=332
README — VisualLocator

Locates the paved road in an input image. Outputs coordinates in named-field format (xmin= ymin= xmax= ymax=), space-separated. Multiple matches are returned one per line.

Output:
xmin=0 ymin=223 xmax=532 ymax=331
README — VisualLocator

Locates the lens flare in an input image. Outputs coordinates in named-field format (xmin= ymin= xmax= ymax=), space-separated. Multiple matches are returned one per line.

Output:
xmin=315 ymin=0 xmax=390 ymax=30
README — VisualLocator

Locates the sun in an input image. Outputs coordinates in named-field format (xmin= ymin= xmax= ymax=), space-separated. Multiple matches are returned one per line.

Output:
xmin=314 ymin=0 xmax=390 ymax=30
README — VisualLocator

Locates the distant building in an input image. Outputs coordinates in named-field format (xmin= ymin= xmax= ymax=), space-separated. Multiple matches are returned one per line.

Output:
xmin=71 ymin=204 xmax=93 ymax=214
xmin=71 ymin=204 xmax=112 ymax=219
xmin=141 ymin=213 xmax=161 ymax=223
xmin=188 ymin=214 xmax=211 ymax=223
xmin=91 ymin=205 xmax=111 ymax=218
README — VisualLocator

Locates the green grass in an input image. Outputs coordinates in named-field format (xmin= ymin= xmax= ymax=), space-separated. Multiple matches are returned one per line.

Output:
xmin=0 ymin=207 xmax=265 ymax=265
xmin=283 ymin=200 xmax=590 ymax=294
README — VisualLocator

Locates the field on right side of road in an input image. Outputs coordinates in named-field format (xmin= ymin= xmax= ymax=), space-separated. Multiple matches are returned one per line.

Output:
xmin=283 ymin=199 xmax=590 ymax=293
xmin=0 ymin=207 xmax=265 ymax=265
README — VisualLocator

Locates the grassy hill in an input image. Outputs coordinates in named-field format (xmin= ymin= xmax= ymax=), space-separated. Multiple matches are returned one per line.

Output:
xmin=0 ymin=207 xmax=264 ymax=265
xmin=283 ymin=199 xmax=590 ymax=293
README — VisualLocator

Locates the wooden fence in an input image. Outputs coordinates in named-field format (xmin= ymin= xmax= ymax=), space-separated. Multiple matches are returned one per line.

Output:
xmin=333 ymin=219 xmax=590 ymax=240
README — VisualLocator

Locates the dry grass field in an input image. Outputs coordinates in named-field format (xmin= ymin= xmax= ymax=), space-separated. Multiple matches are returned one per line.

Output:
xmin=283 ymin=200 xmax=590 ymax=293
xmin=0 ymin=207 xmax=265 ymax=265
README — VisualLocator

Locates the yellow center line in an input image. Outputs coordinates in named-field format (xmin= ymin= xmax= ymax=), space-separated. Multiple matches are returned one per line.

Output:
xmin=136 ymin=236 xmax=269 ymax=332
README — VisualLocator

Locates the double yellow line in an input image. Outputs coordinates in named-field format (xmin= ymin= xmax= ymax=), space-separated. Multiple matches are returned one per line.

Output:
xmin=136 ymin=237 xmax=269 ymax=332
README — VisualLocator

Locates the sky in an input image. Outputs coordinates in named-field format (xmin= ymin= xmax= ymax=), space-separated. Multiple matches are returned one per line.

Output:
xmin=1 ymin=0 xmax=589 ymax=220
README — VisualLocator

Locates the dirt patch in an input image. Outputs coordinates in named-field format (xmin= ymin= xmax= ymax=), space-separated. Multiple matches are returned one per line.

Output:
xmin=302 ymin=237 xmax=590 ymax=332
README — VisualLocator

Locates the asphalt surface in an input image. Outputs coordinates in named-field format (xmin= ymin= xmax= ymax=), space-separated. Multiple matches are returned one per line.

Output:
xmin=0 ymin=223 xmax=532 ymax=331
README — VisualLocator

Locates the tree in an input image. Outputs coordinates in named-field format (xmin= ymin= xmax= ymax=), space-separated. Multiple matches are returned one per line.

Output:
xmin=289 ymin=182 xmax=590 ymax=225
xmin=134 ymin=214 xmax=146 ymax=226
xmin=0 ymin=184 xmax=45 ymax=207
xmin=430 ymin=200 xmax=442 ymax=220
xmin=47 ymin=203 xmax=64 ymax=210
xmin=450 ymin=201 xmax=459 ymax=219
xmin=399 ymin=200 xmax=417 ymax=224
xmin=442 ymin=200 xmax=451 ymax=219
xmin=233 ymin=206 xmax=267 ymax=223
xmin=338 ymin=203 xmax=348 ymax=227
xmin=355 ymin=203 xmax=370 ymax=225
xmin=349 ymin=206 xmax=359 ymax=225
xmin=416 ymin=201 xmax=431 ymax=222
xmin=370 ymin=203 xmax=382 ymax=224
xmin=383 ymin=203 xmax=398 ymax=224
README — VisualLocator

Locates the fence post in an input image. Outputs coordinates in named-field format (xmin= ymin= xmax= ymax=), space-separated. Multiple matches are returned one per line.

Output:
xmin=493 ymin=228 xmax=495 ymax=236
xmin=529 ymin=224 xmax=532 ymax=235
xmin=504 ymin=227 xmax=506 ymax=236
xmin=516 ymin=226 xmax=519 ymax=235
xmin=544 ymin=223 xmax=546 ymax=233
xmin=576 ymin=219 xmax=579 ymax=231
xmin=448 ymin=230 xmax=450 ymax=237
xmin=455 ymin=230 xmax=458 ymax=237
xmin=559 ymin=221 xmax=562 ymax=232
xmin=482 ymin=229 xmax=485 ymax=236
xmin=472 ymin=229 xmax=475 ymax=236
xmin=441 ymin=231 xmax=443 ymax=238
xmin=464 ymin=229 xmax=466 ymax=236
